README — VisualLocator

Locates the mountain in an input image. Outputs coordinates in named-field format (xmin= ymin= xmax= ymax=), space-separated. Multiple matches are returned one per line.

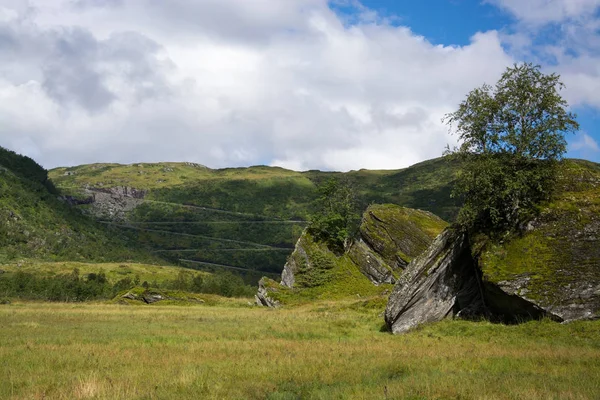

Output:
xmin=0 ymin=147 xmax=159 ymax=264
xmin=48 ymin=158 xmax=461 ymax=277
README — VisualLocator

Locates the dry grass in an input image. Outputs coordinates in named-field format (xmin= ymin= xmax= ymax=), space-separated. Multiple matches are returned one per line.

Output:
xmin=1 ymin=301 xmax=599 ymax=399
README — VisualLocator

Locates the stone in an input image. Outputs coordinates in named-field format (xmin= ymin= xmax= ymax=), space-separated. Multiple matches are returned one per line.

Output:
xmin=255 ymin=278 xmax=280 ymax=308
xmin=385 ymin=229 xmax=484 ymax=334
xmin=142 ymin=292 xmax=164 ymax=304
xmin=122 ymin=292 xmax=138 ymax=300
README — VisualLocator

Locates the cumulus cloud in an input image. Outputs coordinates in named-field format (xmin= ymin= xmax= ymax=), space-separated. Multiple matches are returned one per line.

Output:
xmin=2 ymin=0 xmax=599 ymax=171
xmin=0 ymin=0 xmax=520 ymax=171
xmin=487 ymin=0 xmax=600 ymax=24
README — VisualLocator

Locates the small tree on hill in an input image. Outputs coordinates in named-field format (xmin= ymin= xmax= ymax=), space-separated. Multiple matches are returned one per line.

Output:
xmin=444 ymin=63 xmax=579 ymax=234
xmin=307 ymin=178 xmax=361 ymax=253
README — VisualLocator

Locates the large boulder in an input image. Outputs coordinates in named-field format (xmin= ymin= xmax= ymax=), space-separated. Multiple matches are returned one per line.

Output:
xmin=385 ymin=160 xmax=600 ymax=333
xmin=478 ymin=160 xmax=600 ymax=322
xmin=358 ymin=205 xmax=448 ymax=270
xmin=384 ymin=229 xmax=484 ymax=334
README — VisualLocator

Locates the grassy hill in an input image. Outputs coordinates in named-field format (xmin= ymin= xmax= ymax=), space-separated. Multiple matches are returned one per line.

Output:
xmin=49 ymin=158 xmax=462 ymax=277
xmin=0 ymin=147 xmax=161 ymax=265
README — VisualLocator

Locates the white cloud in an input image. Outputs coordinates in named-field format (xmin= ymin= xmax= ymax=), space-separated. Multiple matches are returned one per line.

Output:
xmin=0 ymin=0 xmax=515 ymax=170
xmin=571 ymin=132 xmax=600 ymax=152
xmin=488 ymin=0 xmax=600 ymax=24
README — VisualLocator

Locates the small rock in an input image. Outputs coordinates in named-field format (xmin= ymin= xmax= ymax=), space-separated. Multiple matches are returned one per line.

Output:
xmin=122 ymin=292 xmax=138 ymax=300
xmin=142 ymin=293 xmax=164 ymax=304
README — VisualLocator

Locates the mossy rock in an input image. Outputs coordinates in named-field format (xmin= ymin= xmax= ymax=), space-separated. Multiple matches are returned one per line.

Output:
xmin=349 ymin=204 xmax=448 ymax=283
xmin=479 ymin=160 xmax=600 ymax=321
xmin=269 ymin=205 xmax=447 ymax=306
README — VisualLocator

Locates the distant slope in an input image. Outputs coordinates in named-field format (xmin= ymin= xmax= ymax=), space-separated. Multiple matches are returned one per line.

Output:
xmin=51 ymin=158 xmax=461 ymax=220
xmin=0 ymin=147 xmax=161 ymax=264
xmin=49 ymin=158 xmax=462 ymax=275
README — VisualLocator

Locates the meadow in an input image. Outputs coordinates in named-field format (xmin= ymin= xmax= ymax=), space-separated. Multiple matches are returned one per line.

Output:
xmin=1 ymin=300 xmax=599 ymax=400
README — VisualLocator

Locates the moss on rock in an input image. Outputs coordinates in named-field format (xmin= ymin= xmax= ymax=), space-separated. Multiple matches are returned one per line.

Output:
xmin=479 ymin=160 xmax=600 ymax=321
xmin=360 ymin=204 xmax=448 ymax=266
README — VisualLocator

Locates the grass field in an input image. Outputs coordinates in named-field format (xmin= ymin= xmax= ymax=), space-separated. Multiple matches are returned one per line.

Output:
xmin=1 ymin=301 xmax=599 ymax=400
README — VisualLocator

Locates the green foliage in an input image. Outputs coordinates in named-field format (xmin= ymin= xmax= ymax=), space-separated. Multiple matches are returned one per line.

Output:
xmin=0 ymin=266 xmax=255 ymax=301
xmin=295 ymin=245 xmax=336 ymax=288
xmin=445 ymin=63 xmax=579 ymax=233
xmin=452 ymin=154 xmax=557 ymax=233
xmin=0 ymin=269 xmax=112 ymax=302
xmin=0 ymin=146 xmax=51 ymax=190
xmin=307 ymin=178 xmax=361 ymax=253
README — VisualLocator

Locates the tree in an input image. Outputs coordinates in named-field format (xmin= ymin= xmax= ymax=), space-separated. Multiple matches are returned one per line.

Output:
xmin=307 ymin=178 xmax=361 ymax=253
xmin=444 ymin=63 xmax=579 ymax=233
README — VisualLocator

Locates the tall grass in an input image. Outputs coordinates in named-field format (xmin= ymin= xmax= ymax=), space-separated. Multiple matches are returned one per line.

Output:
xmin=1 ymin=301 xmax=599 ymax=399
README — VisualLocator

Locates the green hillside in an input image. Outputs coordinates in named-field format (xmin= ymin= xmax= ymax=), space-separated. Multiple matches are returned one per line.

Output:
xmin=0 ymin=147 xmax=160 ymax=265
xmin=49 ymin=158 xmax=462 ymax=276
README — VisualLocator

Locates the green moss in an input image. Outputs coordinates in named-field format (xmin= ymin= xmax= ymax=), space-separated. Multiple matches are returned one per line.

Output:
xmin=360 ymin=204 xmax=448 ymax=265
xmin=479 ymin=160 xmax=600 ymax=305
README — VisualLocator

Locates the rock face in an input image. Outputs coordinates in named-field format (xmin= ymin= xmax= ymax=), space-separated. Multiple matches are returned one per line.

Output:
xmin=68 ymin=186 xmax=147 ymax=221
xmin=280 ymin=233 xmax=309 ymax=288
xmin=384 ymin=229 xmax=484 ymax=334
xmin=359 ymin=206 xmax=447 ymax=270
xmin=346 ymin=239 xmax=395 ymax=284
xmin=255 ymin=278 xmax=281 ymax=308
xmin=280 ymin=205 xmax=448 ymax=290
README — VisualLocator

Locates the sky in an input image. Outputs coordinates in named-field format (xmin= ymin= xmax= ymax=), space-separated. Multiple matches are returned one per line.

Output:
xmin=0 ymin=0 xmax=599 ymax=171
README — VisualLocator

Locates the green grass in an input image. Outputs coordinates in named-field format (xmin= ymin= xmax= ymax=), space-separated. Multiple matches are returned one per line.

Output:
xmin=0 ymin=301 xmax=599 ymax=399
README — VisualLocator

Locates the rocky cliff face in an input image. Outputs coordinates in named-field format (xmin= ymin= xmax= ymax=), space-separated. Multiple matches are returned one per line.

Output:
xmin=384 ymin=229 xmax=484 ymax=334
xmin=385 ymin=160 xmax=600 ymax=333
xmin=65 ymin=186 xmax=147 ymax=221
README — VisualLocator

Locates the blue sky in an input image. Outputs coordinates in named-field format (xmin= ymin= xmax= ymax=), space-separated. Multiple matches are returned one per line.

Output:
xmin=358 ymin=0 xmax=600 ymax=162
xmin=360 ymin=0 xmax=514 ymax=45
xmin=0 ymin=0 xmax=599 ymax=169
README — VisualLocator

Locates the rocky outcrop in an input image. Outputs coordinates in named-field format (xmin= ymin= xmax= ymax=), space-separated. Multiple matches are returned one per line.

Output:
xmin=280 ymin=205 xmax=448 ymax=290
xmin=384 ymin=229 xmax=484 ymax=334
xmin=68 ymin=186 xmax=147 ymax=221
xmin=346 ymin=239 xmax=395 ymax=284
xmin=477 ymin=160 xmax=600 ymax=323
xmin=359 ymin=205 xmax=447 ymax=270
xmin=257 ymin=204 xmax=448 ymax=307
xmin=255 ymin=278 xmax=281 ymax=308
xmin=280 ymin=232 xmax=310 ymax=288
xmin=386 ymin=160 xmax=600 ymax=332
